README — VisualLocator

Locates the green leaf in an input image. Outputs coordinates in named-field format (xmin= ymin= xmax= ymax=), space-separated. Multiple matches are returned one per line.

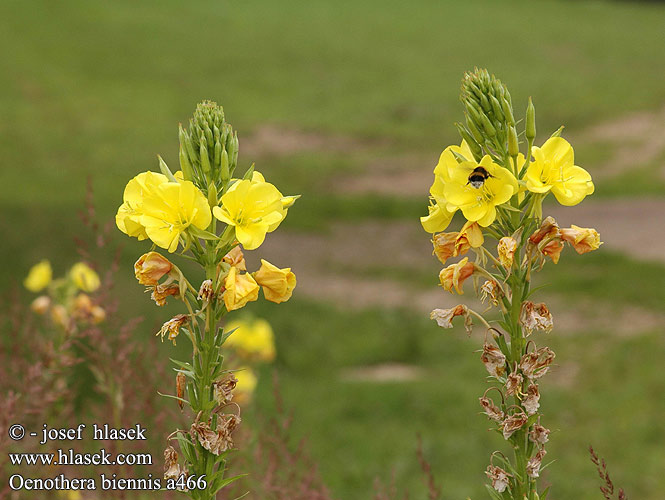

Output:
xmin=158 ymin=155 xmax=178 ymax=182
xmin=189 ymin=226 xmax=219 ymax=241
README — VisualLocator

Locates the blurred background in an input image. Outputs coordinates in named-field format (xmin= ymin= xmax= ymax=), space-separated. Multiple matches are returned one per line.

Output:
xmin=2 ymin=0 xmax=665 ymax=498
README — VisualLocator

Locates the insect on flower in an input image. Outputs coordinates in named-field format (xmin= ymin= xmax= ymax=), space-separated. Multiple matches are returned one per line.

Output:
xmin=467 ymin=166 xmax=494 ymax=188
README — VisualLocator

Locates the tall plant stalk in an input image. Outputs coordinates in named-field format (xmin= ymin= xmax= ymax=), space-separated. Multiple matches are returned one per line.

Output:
xmin=422 ymin=69 xmax=601 ymax=499
xmin=116 ymin=101 xmax=298 ymax=499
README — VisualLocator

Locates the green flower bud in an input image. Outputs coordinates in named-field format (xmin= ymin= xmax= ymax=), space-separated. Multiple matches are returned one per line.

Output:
xmin=526 ymin=97 xmax=536 ymax=141
xmin=479 ymin=112 xmax=496 ymax=137
xmin=221 ymin=150 xmax=230 ymax=183
xmin=214 ymin=140 xmax=222 ymax=168
xmin=199 ymin=136 xmax=211 ymax=173
xmin=490 ymin=96 xmax=504 ymax=121
xmin=465 ymin=112 xmax=484 ymax=143
xmin=508 ymin=126 xmax=519 ymax=157
xmin=207 ymin=182 xmax=218 ymax=207
xmin=455 ymin=123 xmax=482 ymax=161
xmin=501 ymin=97 xmax=515 ymax=126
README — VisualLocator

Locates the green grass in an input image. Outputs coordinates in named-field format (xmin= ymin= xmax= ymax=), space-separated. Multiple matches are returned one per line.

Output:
xmin=244 ymin=299 xmax=665 ymax=499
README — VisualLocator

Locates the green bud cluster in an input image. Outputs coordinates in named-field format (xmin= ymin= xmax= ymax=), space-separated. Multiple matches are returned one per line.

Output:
xmin=179 ymin=101 xmax=239 ymax=198
xmin=457 ymin=68 xmax=517 ymax=162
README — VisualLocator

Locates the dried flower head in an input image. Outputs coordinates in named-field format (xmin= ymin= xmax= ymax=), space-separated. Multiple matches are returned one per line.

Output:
xmin=529 ymin=216 xmax=560 ymax=245
xmin=213 ymin=374 xmax=238 ymax=404
xmin=479 ymin=396 xmax=505 ymax=422
xmin=432 ymin=231 xmax=458 ymax=264
xmin=541 ymin=239 xmax=564 ymax=264
xmin=134 ymin=252 xmax=173 ymax=286
xmin=529 ymin=423 xmax=550 ymax=445
xmin=163 ymin=446 xmax=182 ymax=480
xmin=481 ymin=343 xmax=506 ymax=378
xmin=502 ymin=411 xmax=528 ymax=440
xmin=519 ymin=347 xmax=556 ymax=380
xmin=486 ymin=464 xmax=512 ymax=493
xmin=197 ymin=279 xmax=215 ymax=304
xmin=430 ymin=304 xmax=469 ymax=330
xmin=505 ymin=372 xmax=523 ymax=397
xmin=523 ymin=384 xmax=540 ymax=415
xmin=480 ymin=280 xmax=502 ymax=307
xmin=439 ymin=257 xmax=475 ymax=294
xmin=526 ymin=448 xmax=547 ymax=478
xmin=150 ymin=284 xmax=180 ymax=307
xmin=222 ymin=245 xmax=247 ymax=272
xmin=497 ymin=236 xmax=517 ymax=269
xmin=520 ymin=301 xmax=553 ymax=335
xmin=560 ymin=225 xmax=602 ymax=254
xmin=157 ymin=314 xmax=188 ymax=345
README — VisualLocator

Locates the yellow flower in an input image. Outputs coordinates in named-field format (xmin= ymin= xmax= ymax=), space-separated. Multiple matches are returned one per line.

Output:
xmin=444 ymin=155 xmax=518 ymax=227
xmin=70 ymin=263 xmax=100 ymax=292
xmin=134 ymin=252 xmax=173 ymax=286
xmin=225 ymin=317 xmax=276 ymax=362
xmin=560 ymin=225 xmax=602 ymax=254
xmin=525 ymin=137 xmax=594 ymax=206
xmin=223 ymin=267 xmax=259 ymax=311
xmin=24 ymin=260 xmax=52 ymax=292
xmin=115 ymin=171 xmax=169 ymax=240
xmin=420 ymin=202 xmax=456 ymax=233
xmin=421 ymin=141 xmax=474 ymax=233
xmin=253 ymin=259 xmax=296 ymax=304
xmin=213 ymin=172 xmax=293 ymax=250
xmin=140 ymin=180 xmax=212 ymax=253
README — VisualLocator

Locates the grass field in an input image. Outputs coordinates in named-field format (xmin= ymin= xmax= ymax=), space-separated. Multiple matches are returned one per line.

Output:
xmin=2 ymin=0 xmax=665 ymax=498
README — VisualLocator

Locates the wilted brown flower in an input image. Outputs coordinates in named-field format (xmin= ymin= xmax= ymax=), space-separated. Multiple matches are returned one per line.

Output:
xmin=213 ymin=374 xmax=238 ymax=405
xmin=430 ymin=304 xmax=469 ymax=330
xmin=526 ymin=448 xmax=547 ymax=478
xmin=520 ymin=301 xmax=553 ymax=335
xmin=480 ymin=280 xmax=502 ymax=307
xmin=163 ymin=446 xmax=182 ymax=480
xmin=529 ymin=423 xmax=550 ymax=445
xmin=197 ymin=279 xmax=215 ymax=304
xmin=502 ymin=411 xmax=528 ymax=440
xmin=481 ymin=343 xmax=506 ymax=378
xmin=157 ymin=314 xmax=188 ymax=345
xmin=541 ymin=239 xmax=564 ymax=264
xmin=150 ymin=284 xmax=180 ymax=306
xmin=479 ymin=396 xmax=504 ymax=422
xmin=439 ymin=258 xmax=475 ymax=294
xmin=529 ymin=216 xmax=560 ymax=245
xmin=134 ymin=252 xmax=173 ymax=286
xmin=432 ymin=232 xmax=458 ymax=264
xmin=523 ymin=384 xmax=540 ymax=415
xmin=486 ymin=464 xmax=512 ymax=493
xmin=560 ymin=225 xmax=602 ymax=254
xmin=222 ymin=246 xmax=246 ymax=272
xmin=505 ymin=372 xmax=523 ymax=397
xmin=497 ymin=237 xmax=517 ymax=269
xmin=519 ymin=347 xmax=556 ymax=380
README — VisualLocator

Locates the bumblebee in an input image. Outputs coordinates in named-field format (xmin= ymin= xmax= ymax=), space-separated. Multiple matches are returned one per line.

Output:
xmin=467 ymin=166 xmax=493 ymax=189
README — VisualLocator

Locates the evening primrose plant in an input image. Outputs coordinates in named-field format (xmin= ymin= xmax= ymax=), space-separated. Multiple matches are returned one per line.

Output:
xmin=115 ymin=101 xmax=297 ymax=499
xmin=421 ymin=69 xmax=600 ymax=500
